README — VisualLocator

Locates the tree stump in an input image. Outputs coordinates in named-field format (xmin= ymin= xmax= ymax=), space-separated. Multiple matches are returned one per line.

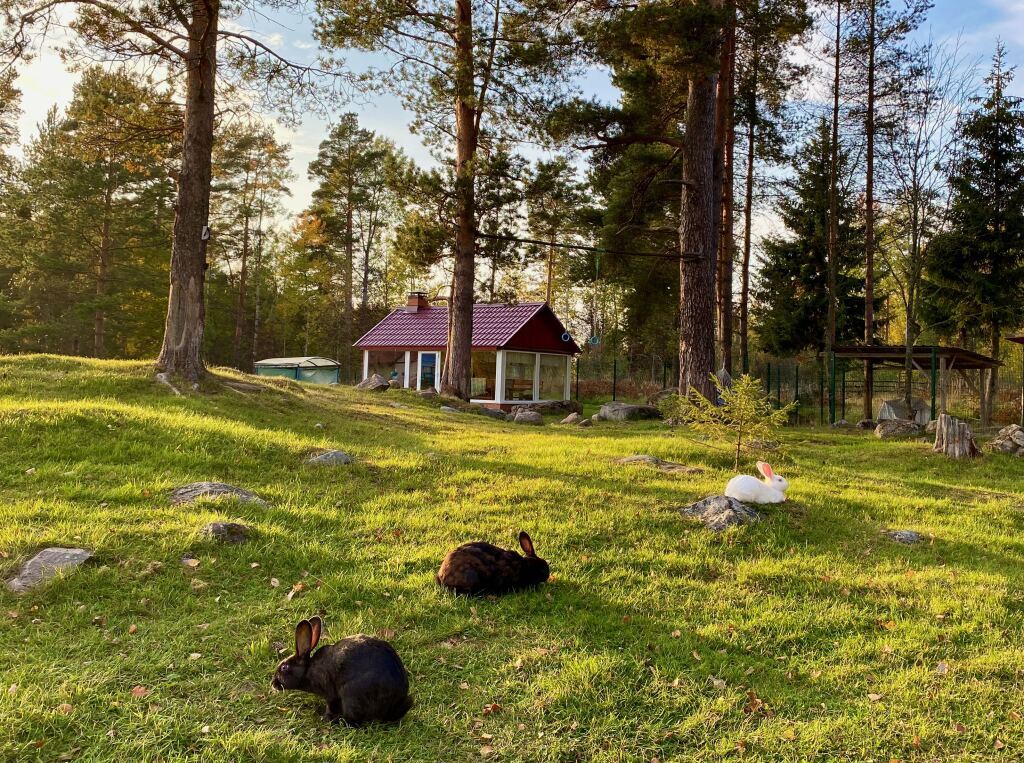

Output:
xmin=933 ymin=413 xmax=980 ymax=459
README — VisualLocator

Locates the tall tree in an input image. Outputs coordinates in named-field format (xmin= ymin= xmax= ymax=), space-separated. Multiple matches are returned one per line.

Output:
xmin=525 ymin=157 xmax=588 ymax=309
xmin=923 ymin=45 xmax=1024 ymax=423
xmin=3 ymin=0 xmax=336 ymax=380
xmin=733 ymin=0 xmax=809 ymax=372
xmin=714 ymin=0 xmax=737 ymax=374
xmin=476 ymin=147 xmax=528 ymax=302
xmin=752 ymin=118 xmax=864 ymax=355
xmin=316 ymin=0 xmax=575 ymax=399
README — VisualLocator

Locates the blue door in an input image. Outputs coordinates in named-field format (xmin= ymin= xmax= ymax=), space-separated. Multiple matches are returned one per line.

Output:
xmin=419 ymin=352 xmax=438 ymax=390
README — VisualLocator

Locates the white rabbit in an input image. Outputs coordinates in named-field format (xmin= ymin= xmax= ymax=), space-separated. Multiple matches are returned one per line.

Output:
xmin=724 ymin=461 xmax=789 ymax=504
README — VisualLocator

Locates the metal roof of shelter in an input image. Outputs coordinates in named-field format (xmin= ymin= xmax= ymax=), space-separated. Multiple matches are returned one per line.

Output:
xmin=354 ymin=302 xmax=581 ymax=353
xmin=829 ymin=345 xmax=999 ymax=370
xmin=254 ymin=356 xmax=341 ymax=368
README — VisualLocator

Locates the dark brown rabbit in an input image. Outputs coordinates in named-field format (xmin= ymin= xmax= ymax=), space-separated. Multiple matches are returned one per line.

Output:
xmin=436 ymin=531 xmax=550 ymax=595
xmin=271 ymin=617 xmax=412 ymax=725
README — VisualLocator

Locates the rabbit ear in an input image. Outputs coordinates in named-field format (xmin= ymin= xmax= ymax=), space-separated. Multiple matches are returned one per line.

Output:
xmin=519 ymin=531 xmax=536 ymax=557
xmin=757 ymin=461 xmax=774 ymax=479
xmin=308 ymin=616 xmax=322 ymax=651
xmin=295 ymin=620 xmax=313 ymax=657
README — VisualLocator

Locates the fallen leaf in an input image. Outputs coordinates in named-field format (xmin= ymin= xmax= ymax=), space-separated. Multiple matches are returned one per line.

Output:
xmin=782 ymin=727 xmax=796 ymax=741
xmin=286 ymin=582 xmax=306 ymax=601
xmin=479 ymin=733 xmax=493 ymax=741
xmin=130 ymin=685 xmax=150 ymax=698
xmin=25 ymin=467 xmax=36 ymax=475
xmin=868 ymin=693 xmax=883 ymax=702
xmin=250 ymin=562 xmax=260 ymax=568
xmin=954 ymin=722 xmax=967 ymax=733
xmin=55 ymin=703 xmax=74 ymax=714
xmin=811 ymin=669 xmax=822 ymax=679
xmin=480 ymin=746 xmax=494 ymax=757
xmin=691 ymin=650 xmax=702 ymax=661
xmin=936 ymin=661 xmax=949 ymax=675
xmin=1010 ymin=710 xmax=1022 ymax=721
xmin=189 ymin=653 xmax=202 ymax=661
xmin=710 ymin=676 xmax=727 ymax=690
xmin=482 ymin=703 xmax=501 ymax=715
xmin=622 ymin=615 xmax=632 ymax=624
xmin=270 ymin=578 xmax=280 ymax=588
xmin=7 ymin=684 xmax=17 ymax=694
xmin=995 ymin=739 xmax=1005 ymax=750
xmin=201 ymin=725 xmax=211 ymax=734
xmin=377 ymin=628 xmax=396 ymax=640
xmin=190 ymin=579 xmax=207 ymax=591
xmin=671 ymin=630 xmax=681 ymax=639
xmin=128 ymin=624 xmax=138 ymax=635
xmin=182 ymin=558 xmax=200 ymax=568
xmin=459 ymin=682 xmax=470 ymax=690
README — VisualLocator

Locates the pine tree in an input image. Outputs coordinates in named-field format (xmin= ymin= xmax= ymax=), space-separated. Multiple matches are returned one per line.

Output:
xmin=752 ymin=118 xmax=864 ymax=355
xmin=923 ymin=44 xmax=1024 ymax=422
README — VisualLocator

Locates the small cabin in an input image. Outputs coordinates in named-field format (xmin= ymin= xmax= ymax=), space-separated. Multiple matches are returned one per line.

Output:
xmin=254 ymin=356 xmax=341 ymax=385
xmin=354 ymin=292 xmax=581 ymax=409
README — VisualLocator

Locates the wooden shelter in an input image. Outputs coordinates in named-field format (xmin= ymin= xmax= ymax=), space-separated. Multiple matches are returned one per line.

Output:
xmin=826 ymin=345 xmax=1000 ymax=423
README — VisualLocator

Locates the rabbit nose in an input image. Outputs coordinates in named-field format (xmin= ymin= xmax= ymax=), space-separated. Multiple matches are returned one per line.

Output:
xmin=271 ymin=678 xmax=283 ymax=691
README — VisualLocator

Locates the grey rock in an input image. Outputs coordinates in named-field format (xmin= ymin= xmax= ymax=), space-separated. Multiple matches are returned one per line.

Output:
xmin=6 ymin=547 xmax=93 ymax=593
xmin=355 ymin=374 xmax=390 ymax=392
xmin=560 ymin=412 xmax=584 ymax=425
xmin=577 ymin=418 xmax=593 ymax=428
xmin=591 ymin=412 xmax=603 ymax=422
xmin=304 ymin=450 xmax=353 ymax=466
xmin=170 ymin=482 xmax=268 ymax=506
xmin=419 ymin=388 xmax=438 ymax=399
xmin=746 ymin=439 xmax=780 ymax=451
xmin=856 ymin=419 xmax=877 ymax=430
xmin=440 ymin=405 xmax=461 ymax=414
xmin=875 ymin=419 xmax=921 ymax=439
xmin=598 ymin=401 xmax=663 ymax=422
xmin=617 ymin=454 xmax=704 ymax=475
xmin=389 ymin=403 xmax=409 ymax=409
xmin=388 ymin=379 xmax=401 ymax=389
xmin=646 ymin=388 xmax=679 ymax=406
xmin=832 ymin=419 xmax=850 ymax=428
xmin=986 ymin=424 xmax=1024 ymax=456
xmin=925 ymin=420 xmax=939 ymax=434
xmin=200 ymin=522 xmax=252 ymax=544
xmin=885 ymin=529 xmax=923 ymax=545
xmin=681 ymin=496 xmax=760 ymax=532
xmin=511 ymin=400 xmax=581 ymax=415
xmin=513 ymin=410 xmax=544 ymax=425
xmin=475 ymin=406 xmax=507 ymax=420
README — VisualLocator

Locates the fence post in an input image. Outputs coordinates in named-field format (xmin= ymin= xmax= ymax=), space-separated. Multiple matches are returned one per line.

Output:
xmin=776 ymin=364 xmax=782 ymax=407
xmin=841 ymin=366 xmax=847 ymax=420
xmin=930 ymin=346 xmax=938 ymax=421
xmin=575 ymin=359 xmax=580 ymax=401
xmin=819 ymin=363 xmax=824 ymax=426
xmin=766 ymin=362 xmax=772 ymax=395
xmin=795 ymin=365 xmax=801 ymax=417
xmin=828 ymin=352 xmax=837 ymax=425
xmin=612 ymin=357 xmax=617 ymax=401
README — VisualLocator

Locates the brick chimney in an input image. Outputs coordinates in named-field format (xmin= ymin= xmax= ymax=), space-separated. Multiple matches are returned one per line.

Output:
xmin=405 ymin=291 xmax=430 ymax=313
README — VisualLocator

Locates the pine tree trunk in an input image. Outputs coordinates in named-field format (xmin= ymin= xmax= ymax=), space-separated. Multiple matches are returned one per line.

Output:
xmin=715 ymin=1 xmax=736 ymax=374
xmin=95 ymin=174 xmax=113 ymax=359
xmin=933 ymin=413 xmax=980 ymax=459
xmin=233 ymin=202 xmax=251 ymax=371
xmin=344 ymin=188 xmax=355 ymax=378
xmin=156 ymin=0 xmax=219 ymax=382
xmin=739 ymin=57 xmax=757 ymax=375
xmin=825 ymin=0 xmax=841 ymax=419
xmin=442 ymin=0 xmax=477 ymax=400
xmin=863 ymin=0 xmax=876 ymax=420
xmin=678 ymin=64 xmax=719 ymax=401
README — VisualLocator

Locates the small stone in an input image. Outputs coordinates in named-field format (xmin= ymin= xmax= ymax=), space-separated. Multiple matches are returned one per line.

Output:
xmin=681 ymin=496 xmax=760 ymax=532
xmin=617 ymin=455 xmax=703 ymax=474
xmin=885 ymin=529 xmax=923 ymax=545
xmin=6 ymin=548 xmax=93 ymax=593
xmin=577 ymin=418 xmax=593 ymax=427
xmin=512 ymin=410 xmax=543 ymax=425
xmin=314 ymin=422 xmax=326 ymax=430
xmin=419 ymin=388 xmax=438 ymax=399
xmin=304 ymin=450 xmax=352 ymax=466
xmin=560 ymin=412 xmax=584 ymax=425
xmin=199 ymin=522 xmax=252 ymax=544
xmin=440 ymin=405 xmax=461 ymax=414
xmin=170 ymin=482 xmax=267 ymax=507
xmin=831 ymin=419 xmax=849 ymax=428
xmin=856 ymin=419 xmax=877 ymax=430
xmin=474 ymin=406 xmax=507 ymax=420
xmin=355 ymin=374 xmax=390 ymax=392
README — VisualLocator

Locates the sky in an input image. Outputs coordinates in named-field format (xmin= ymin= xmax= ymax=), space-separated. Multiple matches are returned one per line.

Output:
xmin=10 ymin=0 xmax=1024 ymax=220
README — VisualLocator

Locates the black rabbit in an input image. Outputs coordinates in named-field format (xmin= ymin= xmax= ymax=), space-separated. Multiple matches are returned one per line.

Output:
xmin=437 ymin=531 xmax=550 ymax=595
xmin=271 ymin=617 xmax=413 ymax=725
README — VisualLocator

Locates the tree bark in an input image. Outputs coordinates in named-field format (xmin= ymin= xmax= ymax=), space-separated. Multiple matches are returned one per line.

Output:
xmin=441 ymin=0 xmax=478 ymax=400
xmin=863 ymin=0 xmax=876 ymax=420
xmin=825 ymin=0 xmax=841 ymax=420
xmin=715 ymin=2 xmax=736 ymax=374
xmin=233 ymin=167 xmax=252 ymax=371
xmin=678 ymin=64 xmax=719 ymax=401
xmin=739 ymin=53 xmax=758 ymax=375
xmin=95 ymin=170 xmax=113 ymax=359
xmin=156 ymin=0 xmax=219 ymax=382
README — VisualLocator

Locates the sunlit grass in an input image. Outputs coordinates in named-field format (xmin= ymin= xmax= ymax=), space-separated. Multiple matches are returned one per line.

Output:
xmin=1 ymin=354 xmax=1023 ymax=761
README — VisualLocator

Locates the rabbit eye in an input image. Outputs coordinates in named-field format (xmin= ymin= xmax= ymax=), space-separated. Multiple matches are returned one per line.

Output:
xmin=280 ymin=664 xmax=290 ymax=672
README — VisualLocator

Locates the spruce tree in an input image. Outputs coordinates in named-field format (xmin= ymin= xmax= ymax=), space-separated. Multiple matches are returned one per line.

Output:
xmin=752 ymin=118 xmax=864 ymax=355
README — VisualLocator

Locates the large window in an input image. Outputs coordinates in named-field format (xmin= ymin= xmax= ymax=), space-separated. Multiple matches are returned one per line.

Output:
xmin=539 ymin=354 xmax=567 ymax=400
xmin=367 ymin=350 xmax=406 ymax=386
xmin=504 ymin=351 xmax=536 ymax=401
xmin=471 ymin=351 xmax=497 ymax=400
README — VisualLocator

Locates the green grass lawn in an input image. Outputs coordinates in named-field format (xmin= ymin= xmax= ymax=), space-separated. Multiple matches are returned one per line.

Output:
xmin=2 ymin=355 xmax=1024 ymax=762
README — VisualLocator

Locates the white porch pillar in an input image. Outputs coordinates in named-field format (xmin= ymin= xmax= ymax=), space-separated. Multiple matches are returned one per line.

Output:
xmin=403 ymin=351 xmax=411 ymax=388
xmin=563 ymin=356 xmax=571 ymax=401
xmin=533 ymin=352 xmax=541 ymax=401
xmin=362 ymin=350 xmax=369 ymax=381
xmin=495 ymin=350 xmax=505 ymax=404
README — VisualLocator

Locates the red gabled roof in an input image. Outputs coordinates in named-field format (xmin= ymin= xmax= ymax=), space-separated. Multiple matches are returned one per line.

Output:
xmin=354 ymin=302 xmax=581 ymax=354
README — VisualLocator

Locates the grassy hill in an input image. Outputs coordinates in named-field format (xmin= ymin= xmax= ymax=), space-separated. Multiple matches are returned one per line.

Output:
xmin=2 ymin=355 xmax=1023 ymax=761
